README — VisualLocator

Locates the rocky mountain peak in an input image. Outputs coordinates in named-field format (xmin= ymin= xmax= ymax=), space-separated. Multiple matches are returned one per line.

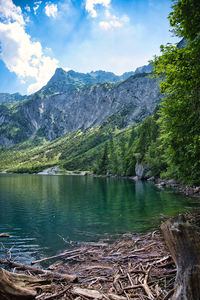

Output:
xmin=47 ymin=68 xmax=68 ymax=84
xmin=134 ymin=63 xmax=153 ymax=74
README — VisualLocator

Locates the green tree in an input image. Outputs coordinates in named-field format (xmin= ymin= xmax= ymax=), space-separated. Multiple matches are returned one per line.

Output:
xmin=135 ymin=116 xmax=159 ymax=162
xmin=128 ymin=125 xmax=136 ymax=148
xmin=124 ymin=147 xmax=136 ymax=176
xmin=152 ymin=0 xmax=200 ymax=184
xmin=97 ymin=142 xmax=109 ymax=175
xmin=118 ymin=136 xmax=126 ymax=175
xmin=169 ymin=0 xmax=200 ymax=40
xmin=108 ymin=137 xmax=118 ymax=174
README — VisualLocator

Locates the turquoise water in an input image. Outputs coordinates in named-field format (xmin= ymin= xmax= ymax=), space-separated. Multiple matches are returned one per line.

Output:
xmin=0 ymin=174 xmax=198 ymax=264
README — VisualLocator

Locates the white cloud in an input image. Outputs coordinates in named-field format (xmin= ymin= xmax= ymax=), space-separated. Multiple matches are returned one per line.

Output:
xmin=28 ymin=56 xmax=59 ymax=94
xmin=33 ymin=1 xmax=42 ymax=15
xmin=0 ymin=0 xmax=24 ymax=25
xmin=24 ymin=5 xmax=31 ymax=13
xmin=85 ymin=1 xmax=129 ymax=31
xmin=99 ymin=19 xmax=121 ymax=30
xmin=63 ymin=66 xmax=70 ymax=72
xmin=99 ymin=10 xmax=129 ymax=30
xmin=44 ymin=3 xmax=58 ymax=18
xmin=85 ymin=0 xmax=110 ymax=18
xmin=0 ymin=0 xmax=59 ymax=94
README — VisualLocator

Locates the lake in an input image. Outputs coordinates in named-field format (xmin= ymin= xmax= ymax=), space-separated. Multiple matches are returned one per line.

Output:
xmin=0 ymin=174 xmax=198 ymax=265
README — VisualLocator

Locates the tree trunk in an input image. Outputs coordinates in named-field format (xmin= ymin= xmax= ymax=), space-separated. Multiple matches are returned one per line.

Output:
xmin=0 ymin=267 xmax=37 ymax=299
xmin=161 ymin=215 xmax=200 ymax=300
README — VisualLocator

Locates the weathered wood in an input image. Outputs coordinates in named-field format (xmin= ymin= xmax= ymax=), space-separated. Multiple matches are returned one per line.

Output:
xmin=0 ymin=259 xmax=77 ymax=282
xmin=0 ymin=231 xmax=176 ymax=299
xmin=72 ymin=287 xmax=104 ymax=299
xmin=40 ymin=286 xmax=71 ymax=300
xmin=108 ymin=294 xmax=127 ymax=300
xmin=161 ymin=215 xmax=200 ymax=300
xmin=0 ymin=267 xmax=37 ymax=299
xmin=0 ymin=233 xmax=10 ymax=238
xmin=31 ymin=248 xmax=85 ymax=265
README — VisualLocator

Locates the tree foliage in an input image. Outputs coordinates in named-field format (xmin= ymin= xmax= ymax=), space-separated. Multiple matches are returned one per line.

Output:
xmin=169 ymin=0 xmax=200 ymax=40
xmin=93 ymin=116 xmax=161 ymax=177
xmin=153 ymin=0 xmax=200 ymax=184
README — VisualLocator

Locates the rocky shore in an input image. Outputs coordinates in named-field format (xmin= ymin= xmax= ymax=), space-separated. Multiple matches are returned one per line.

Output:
xmin=153 ymin=178 xmax=200 ymax=198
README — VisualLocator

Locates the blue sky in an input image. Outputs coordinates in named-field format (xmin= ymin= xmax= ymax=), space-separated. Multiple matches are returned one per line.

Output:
xmin=0 ymin=0 xmax=178 ymax=95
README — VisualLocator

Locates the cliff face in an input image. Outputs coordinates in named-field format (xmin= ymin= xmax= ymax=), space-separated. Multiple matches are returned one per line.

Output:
xmin=0 ymin=72 xmax=161 ymax=146
xmin=0 ymin=93 xmax=25 ymax=104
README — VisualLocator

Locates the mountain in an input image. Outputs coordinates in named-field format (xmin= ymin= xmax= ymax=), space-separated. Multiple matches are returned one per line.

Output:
xmin=177 ymin=38 xmax=187 ymax=49
xmin=0 ymin=72 xmax=161 ymax=146
xmin=42 ymin=65 xmax=153 ymax=95
xmin=134 ymin=63 xmax=153 ymax=74
xmin=41 ymin=68 xmax=136 ymax=95
xmin=0 ymin=93 xmax=25 ymax=104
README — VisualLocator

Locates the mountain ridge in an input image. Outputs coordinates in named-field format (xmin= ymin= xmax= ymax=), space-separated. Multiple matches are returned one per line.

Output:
xmin=0 ymin=71 xmax=160 ymax=147
xmin=41 ymin=64 xmax=153 ymax=95
xmin=0 ymin=63 xmax=153 ymax=102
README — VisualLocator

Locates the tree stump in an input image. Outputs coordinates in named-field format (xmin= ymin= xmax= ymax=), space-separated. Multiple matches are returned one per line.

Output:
xmin=0 ymin=267 xmax=56 ymax=299
xmin=0 ymin=267 xmax=38 ymax=299
xmin=161 ymin=215 xmax=200 ymax=300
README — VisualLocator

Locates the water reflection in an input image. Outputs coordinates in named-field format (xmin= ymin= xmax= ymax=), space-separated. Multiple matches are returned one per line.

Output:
xmin=0 ymin=174 xmax=197 ymax=264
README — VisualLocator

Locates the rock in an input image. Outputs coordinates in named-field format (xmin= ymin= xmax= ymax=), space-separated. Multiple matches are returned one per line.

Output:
xmin=147 ymin=176 xmax=155 ymax=181
xmin=129 ymin=176 xmax=139 ymax=181
xmin=0 ymin=73 xmax=161 ymax=146
xmin=155 ymin=182 xmax=166 ymax=188
xmin=194 ymin=187 xmax=200 ymax=194
xmin=166 ymin=179 xmax=177 ymax=185
xmin=135 ymin=163 xmax=149 ymax=179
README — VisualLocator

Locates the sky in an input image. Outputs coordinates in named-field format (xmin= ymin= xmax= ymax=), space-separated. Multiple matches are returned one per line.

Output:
xmin=0 ymin=0 xmax=179 ymax=95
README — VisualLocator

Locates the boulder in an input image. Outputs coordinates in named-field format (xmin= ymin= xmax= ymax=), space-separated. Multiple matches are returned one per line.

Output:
xmin=129 ymin=176 xmax=139 ymax=181
xmin=135 ymin=163 xmax=149 ymax=179
xmin=147 ymin=176 xmax=155 ymax=181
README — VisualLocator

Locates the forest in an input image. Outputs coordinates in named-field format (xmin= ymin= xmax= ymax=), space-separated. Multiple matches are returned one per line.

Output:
xmin=0 ymin=0 xmax=200 ymax=186
xmin=1 ymin=1 xmax=200 ymax=299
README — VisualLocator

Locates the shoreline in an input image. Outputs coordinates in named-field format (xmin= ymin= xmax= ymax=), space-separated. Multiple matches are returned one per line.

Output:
xmin=1 ymin=170 xmax=200 ymax=298
xmin=2 ymin=213 xmax=200 ymax=299
xmin=0 ymin=229 xmax=176 ymax=299
xmin=1 ymin=166 xmax=200 ymax=199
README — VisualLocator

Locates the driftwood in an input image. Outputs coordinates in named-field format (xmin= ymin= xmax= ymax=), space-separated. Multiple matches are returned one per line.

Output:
xmin=2 ymin=214 xmax=200 ymax=299
xmin=0 ymin=233 xmax=10 ymax=238
xmin=0 ymin=267 xmax=39 ymax=299
xmin=37 ymin=286 xmax=71 ymax=300
xmin=0 ymin=259 xmax=77 ymax=282
xmin=72 ymin=287 xmax=104 ymax=299
xmin=0 ymin=231 xmax=176 ymax=299
xmin=161 ymin=215 xmax=200 ymax=300
xmin=31 ymin=248 xmax=86 ymax=265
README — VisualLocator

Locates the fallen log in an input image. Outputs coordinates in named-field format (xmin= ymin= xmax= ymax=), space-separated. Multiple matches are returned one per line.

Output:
xmin=0 ymin=259 xmax=77 ymax=282
xmin=0 ymin=230 xmax=175 ymax=299
xmin=161 ymin=215 xmax=200 ymax=300
xmin=0 ymin=267 xmax=38 ymax=299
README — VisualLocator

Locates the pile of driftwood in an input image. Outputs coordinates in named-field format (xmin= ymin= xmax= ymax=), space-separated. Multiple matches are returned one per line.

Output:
xmin=1 ymin=215 xmax=200 ymax=299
